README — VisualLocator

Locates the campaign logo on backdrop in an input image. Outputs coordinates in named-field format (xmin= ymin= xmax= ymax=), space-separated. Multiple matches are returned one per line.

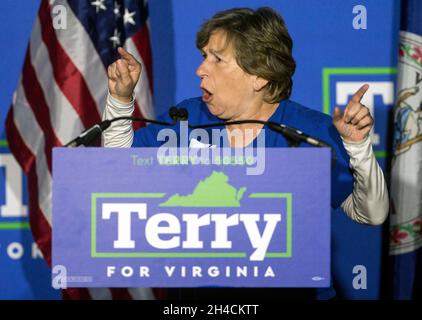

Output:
xmin=322 ymin=67 xmax=397 ymax=165
xmin=0 ymin=147 xmax=27 ymax=220
xmin=0 ymin=145 xmax=37 ymax=261
xmin=52 ymin=148 xmax=331 ymax=288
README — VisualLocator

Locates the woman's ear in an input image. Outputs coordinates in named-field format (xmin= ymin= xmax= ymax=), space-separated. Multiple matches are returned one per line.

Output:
xmin=253 ymin=76 xmax=269 ymax=92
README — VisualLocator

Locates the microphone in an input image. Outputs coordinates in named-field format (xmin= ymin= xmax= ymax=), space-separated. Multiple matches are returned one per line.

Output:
xmin=64 ymin=107 xmax=189 ymax=147
xmin=188 ymin=119 xmax=336 ymax=162
xmin=64 ymin=121 xmax=111 ymax=147
xmin=188 ymin=119 xmax=330 ymax=148
xmin=266 ymin=122 xmax=330 ymax=148
xmin=169 ymin=107 xmax=188 ymax=121
xmin=177 ymin=108 xmax=189 ymax=121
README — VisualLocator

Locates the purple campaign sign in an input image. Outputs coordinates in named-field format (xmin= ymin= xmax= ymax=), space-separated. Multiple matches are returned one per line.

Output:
xmin=52 ymin=147 xmax=331 ymax=288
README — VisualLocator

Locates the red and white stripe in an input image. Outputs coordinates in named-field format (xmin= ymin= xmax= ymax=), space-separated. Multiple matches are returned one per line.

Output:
xmin=6 ymin=0 xmax=156 ymax=300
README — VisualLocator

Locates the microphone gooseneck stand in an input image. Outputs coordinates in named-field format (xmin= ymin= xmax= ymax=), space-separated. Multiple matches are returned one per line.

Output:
xmin=64 ymin=107 xmax=187 ymax=147
xmin=64 ymin=106 xmax=336 ymax=163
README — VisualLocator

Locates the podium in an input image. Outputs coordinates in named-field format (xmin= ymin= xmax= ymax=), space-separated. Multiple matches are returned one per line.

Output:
xmin=52 ymin=147 xmax=331 ymax=288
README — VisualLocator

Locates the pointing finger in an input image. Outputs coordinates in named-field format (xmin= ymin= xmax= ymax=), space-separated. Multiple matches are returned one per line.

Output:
xmin=351 ymin=84 xmax=369 ymax=103
xmin=118 ymin=47 xmax=138 ymax=66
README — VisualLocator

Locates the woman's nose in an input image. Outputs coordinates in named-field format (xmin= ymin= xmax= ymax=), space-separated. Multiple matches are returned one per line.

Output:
xmin=196 ymin=60 xmax=208 ymax=78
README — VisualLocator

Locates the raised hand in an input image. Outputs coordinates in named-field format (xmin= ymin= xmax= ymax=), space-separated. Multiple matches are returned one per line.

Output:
xmin=107 ymin=47 xmax=142 ymax=103
xmin=333 ymin=84 xmax=373 ymax=142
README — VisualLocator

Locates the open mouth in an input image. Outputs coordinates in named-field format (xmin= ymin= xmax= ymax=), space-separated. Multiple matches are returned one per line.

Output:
xmin=201 ymin=87 xmax=213 ymax=102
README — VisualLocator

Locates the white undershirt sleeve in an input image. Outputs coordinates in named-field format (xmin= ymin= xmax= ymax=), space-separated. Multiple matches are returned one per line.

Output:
xmin=340 ymin=136 xmax=389 ymax=225
xmin=101 ymin=92 xmax=135 ymax=148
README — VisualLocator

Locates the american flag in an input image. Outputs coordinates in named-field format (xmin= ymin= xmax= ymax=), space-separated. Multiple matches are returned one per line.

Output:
xmin=5 ymin=0 xmax=162 ymax=300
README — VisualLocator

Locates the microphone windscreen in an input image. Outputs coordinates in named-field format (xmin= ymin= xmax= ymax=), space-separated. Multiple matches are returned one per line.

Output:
xmin=168 ymin=106 xmax=178 ymax=120
xmin=178 ymin=108 xmax=188 ymax=121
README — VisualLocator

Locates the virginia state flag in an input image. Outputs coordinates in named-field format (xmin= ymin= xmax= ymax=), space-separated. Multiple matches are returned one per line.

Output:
xmin=389 ymin=0 xmax=422 ymax=300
